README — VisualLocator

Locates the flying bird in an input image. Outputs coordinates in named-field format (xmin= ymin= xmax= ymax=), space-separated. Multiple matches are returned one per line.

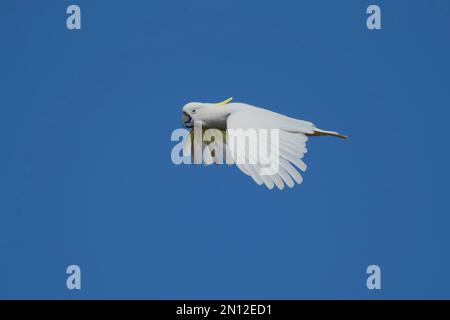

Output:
xmin=181 ymin=98 xmax=347 ymax=190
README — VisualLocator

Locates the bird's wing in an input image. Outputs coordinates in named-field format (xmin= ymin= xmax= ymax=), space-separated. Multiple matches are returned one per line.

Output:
xmin=226 ymin=109 xmax=311 ymax=190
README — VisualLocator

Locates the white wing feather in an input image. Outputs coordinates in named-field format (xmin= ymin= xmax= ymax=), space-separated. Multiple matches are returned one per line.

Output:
xmin=226 ymin=106 xmax=311 ymax=190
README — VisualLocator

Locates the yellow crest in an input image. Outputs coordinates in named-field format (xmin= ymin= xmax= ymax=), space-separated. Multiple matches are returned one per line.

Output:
xmin=215 ymin=97 xmax=233 ymax=106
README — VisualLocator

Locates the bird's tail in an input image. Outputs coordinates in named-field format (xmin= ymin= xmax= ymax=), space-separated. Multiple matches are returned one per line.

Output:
xmin=308 ymin=128 xmax=348 ymax=140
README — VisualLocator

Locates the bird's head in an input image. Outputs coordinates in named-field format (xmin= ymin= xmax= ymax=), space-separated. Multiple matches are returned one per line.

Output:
xmin=181 ymin=97 xmax=233 ymax=129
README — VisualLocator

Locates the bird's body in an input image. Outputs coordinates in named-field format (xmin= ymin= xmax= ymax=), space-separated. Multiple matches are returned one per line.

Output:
xmin=181 ymin=98 xmax=346 ymax=190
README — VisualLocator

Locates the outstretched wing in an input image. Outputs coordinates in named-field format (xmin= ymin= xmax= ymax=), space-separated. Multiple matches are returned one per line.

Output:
xmin=226 ymin=109 xmax=313 ymax=190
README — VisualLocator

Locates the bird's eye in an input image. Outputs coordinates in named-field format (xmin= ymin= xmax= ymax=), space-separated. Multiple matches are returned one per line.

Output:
xmin=192 ymin=109 xmax=196 ymax=114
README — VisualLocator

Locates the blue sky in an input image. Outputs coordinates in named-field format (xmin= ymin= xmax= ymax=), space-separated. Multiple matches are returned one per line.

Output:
xmin=0 ymin=0 xmax=450 ymax=299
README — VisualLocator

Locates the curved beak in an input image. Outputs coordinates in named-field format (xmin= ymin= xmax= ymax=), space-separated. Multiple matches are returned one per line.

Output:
xmin=181 ymin=111 xmax=192 ymax=128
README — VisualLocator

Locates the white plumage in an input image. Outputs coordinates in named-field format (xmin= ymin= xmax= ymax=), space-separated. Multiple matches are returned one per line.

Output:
xmin=181 ymin=98 xmax=346 ymax=190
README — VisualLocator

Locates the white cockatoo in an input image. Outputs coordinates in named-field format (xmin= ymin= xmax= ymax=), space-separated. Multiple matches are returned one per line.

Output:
xmin=181 ymin=98 xmax=347 ymax=190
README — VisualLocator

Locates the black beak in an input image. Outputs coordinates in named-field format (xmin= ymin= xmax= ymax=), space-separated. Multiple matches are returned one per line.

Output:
xmin=181 ymin=111 xmax=192 ymax=128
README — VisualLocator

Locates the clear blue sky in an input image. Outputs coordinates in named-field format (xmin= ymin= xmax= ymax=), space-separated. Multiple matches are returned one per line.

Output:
xmin=1 ymin=0 xmax=450 ymax=299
